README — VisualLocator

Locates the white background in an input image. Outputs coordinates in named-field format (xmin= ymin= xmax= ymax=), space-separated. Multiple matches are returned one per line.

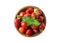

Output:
xmin=0 ymin=0 xmax=60 ymax=43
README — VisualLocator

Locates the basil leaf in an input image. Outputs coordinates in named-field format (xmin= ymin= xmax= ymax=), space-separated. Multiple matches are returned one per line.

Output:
xmin=32 ymin=19 xmax=40 ymax=26
xmin=22 ymin=16 xmax=40 ymax=26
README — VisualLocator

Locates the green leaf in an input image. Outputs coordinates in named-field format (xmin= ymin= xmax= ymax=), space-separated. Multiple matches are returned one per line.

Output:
xmin=22 ymin=16 xmax=32 ymax=26
xmin=32 ymin=19 xmax=40 ymax=26
xmin=22 ymin=16 xmax=40 ymax=26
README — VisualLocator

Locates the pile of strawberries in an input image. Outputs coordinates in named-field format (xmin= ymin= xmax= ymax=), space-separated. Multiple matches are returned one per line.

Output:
xmin=14 ymin=6 xmax=46 ymax=37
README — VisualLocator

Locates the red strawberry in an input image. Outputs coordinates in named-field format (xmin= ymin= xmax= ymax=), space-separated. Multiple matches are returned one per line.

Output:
xmin=31 ymin=12 xmax=37 ymax=18
xmin=31 ymin=26 xmax=38 ymax=30
xmin=19 ymin=27 xmax=25 ymax=33
xmin=14 ymin=19 xmax=20 ymax=28
xmin=19 ymin=12 xmax=25 ymax=17
xmin=36 ymin=15 xmax=40 ymax=19
xmin=37 ymin=8 xmax=42 ymax=15
xmin=26 ymin=7 xmax=33 ymax=14
xmin=38 ymin=16 xmax=44 ymax=22
xmin=39 ymin=23 xmax=45 ymax=30
xmin=21 ymin=22 xmax=27 ymax=29
xmin=26 ymin=29 xmax=33 ymax=36
xmin=24 ymin=13 xmax=30 ymax=16
xmin=33 ymin=29 xmax=38 ymax=33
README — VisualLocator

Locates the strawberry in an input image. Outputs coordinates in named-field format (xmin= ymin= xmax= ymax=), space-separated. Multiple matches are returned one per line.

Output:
xmin=19 ymin=27 xmax=25 ymax=33
xmin=33 ymin=29 xmax=38 ymax=33
xmin=31 ymin=12 xmax=37 ymax=18
xmin=39 ymin=23 xmax=45 ymax=30
xmin=14 ymin=19 xmax=20 ymax=28
xmin=19 ymin=12 xmax=25 ymax=17
xmin=36 ymin=15 xmax=40 ymax=19
xmin=24 ymin=13 xmax=30 ymax=16
xmin=21 ymin=22 xmax=27 ymax=29
xmin=37 ymin=8 xmax=42 ymax=15
xmin=26 ymin=7 xmax=33 ymax=14
xmin=26 ymin=29 xmax=33 ymax=36
xmin=31 ymin=26 xmax=38 ymax=30
xmin=38 ymin=16 xmax=44 ymax=22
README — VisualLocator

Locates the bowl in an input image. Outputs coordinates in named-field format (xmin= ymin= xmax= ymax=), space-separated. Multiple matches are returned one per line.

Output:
xmin=14 ymin=6 xmax=46 ymax=37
